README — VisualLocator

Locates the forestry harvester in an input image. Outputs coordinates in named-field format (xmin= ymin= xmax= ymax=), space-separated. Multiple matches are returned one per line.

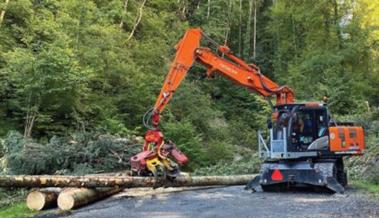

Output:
xmin=130 ymin=28 xmax=365 ymax=193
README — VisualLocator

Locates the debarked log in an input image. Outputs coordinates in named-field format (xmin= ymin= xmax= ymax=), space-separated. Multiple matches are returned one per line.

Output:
xmin=0 ymin=174 xmax=257 ymax=188
xmin=26 ymin=188 xmax=61 ymax=210
xmin=57 ymin=188 xmax=121 ymax=210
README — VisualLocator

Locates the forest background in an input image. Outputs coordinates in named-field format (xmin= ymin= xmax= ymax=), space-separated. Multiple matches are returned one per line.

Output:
xmin=0 ymin=0 xmax=378 ymax=185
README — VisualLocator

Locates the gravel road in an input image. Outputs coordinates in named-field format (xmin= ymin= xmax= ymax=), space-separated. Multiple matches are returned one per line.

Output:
xmin=39 ymin=186 xmax=379 ymax=218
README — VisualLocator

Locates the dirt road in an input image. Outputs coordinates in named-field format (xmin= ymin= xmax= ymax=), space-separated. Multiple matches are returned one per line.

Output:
xmin=38 ymin=186 xmax=379 ymax=218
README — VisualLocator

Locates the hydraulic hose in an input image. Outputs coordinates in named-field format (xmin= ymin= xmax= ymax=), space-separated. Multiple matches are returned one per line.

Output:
xmin=142 ymin=107 xmax=155 ymax=130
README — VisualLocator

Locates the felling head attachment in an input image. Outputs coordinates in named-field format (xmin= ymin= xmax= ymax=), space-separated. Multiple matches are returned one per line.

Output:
xmin=130 ymin=128 xmax=188 ymax=177
xmin=160 ymin=140 xmax=188 ymax=165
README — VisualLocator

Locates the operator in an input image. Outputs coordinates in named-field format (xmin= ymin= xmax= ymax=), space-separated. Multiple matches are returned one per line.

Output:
xmin=277 ymin=112 xmax=289 ymax=139
xmin=291 ymin=113 xmax=303 ymax=143
xmin=304 ymin=114 xmax=312 ymax=133
xmin=298 ymin=114 xmax=304 ymax=133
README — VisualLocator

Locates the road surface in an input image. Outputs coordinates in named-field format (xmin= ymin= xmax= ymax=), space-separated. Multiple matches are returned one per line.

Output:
xmin=38 ymin=186 xmax=379 ymax=218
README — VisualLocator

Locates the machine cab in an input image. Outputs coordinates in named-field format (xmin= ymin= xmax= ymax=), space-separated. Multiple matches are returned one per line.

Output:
xmin=258 ymin=103 xmax=364 ymax=160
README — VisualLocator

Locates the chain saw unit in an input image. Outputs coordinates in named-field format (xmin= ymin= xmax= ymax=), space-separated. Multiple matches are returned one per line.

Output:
xmin=130 ymin=28 xmax=365 ymax=193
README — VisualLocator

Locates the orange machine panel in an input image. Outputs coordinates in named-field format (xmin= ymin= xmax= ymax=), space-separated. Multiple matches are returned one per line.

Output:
xmin=329 ymin=126 xmax=365 ymax=154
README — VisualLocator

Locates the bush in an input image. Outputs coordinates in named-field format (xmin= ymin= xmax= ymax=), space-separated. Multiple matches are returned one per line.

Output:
xmin=348 ymin=133 xmax=379 ymax=184
xmin=204 ymin=140 xmax=234 ymax=165
xmin=346 ymin=108 xmax=379 ymax=184
xmin=227 ymin=120 xmax=259 ymax=149
xmin=162 ymin=120 xmax=207 ymax=170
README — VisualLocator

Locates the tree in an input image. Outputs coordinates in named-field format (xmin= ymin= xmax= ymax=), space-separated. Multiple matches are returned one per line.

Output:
xmin=268 ymin=0 xmax=373 ymax=114
xmin=4 ymin=45 xmax=84 ymax=137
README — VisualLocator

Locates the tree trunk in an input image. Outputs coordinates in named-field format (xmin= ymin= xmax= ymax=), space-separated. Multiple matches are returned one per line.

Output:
xmin=239 ymin=0 xmax=242 ymax=56
xmin=125 ymin=0 xmax=147 ymax=43
xmin=119 ymin=0 xmax=129 ymax=29
xmin=0 ymin=174 xmax=257 ymax=188
xmin=224 ymin=0 xmax=233 ymax=46
xmin=332 ymin=0 xmax=342 ymax=48
xmin=24 ymin=111 xmax=37 ymax=138
xmin=253 ymin=0 xmax=257 ymax=58
xmin=23 ymin=93 xmax=38 ymax=138
xmin=207 ymin=0 xmax=210 ymax=19
xmin=26 ymin=188 xmax=61 ymax=210
xmin=245 ymin=0 xmax=253 ymax=58
xmin=58 ymin=188 xmax=121 ymax=210
xmin=0 ymin=0 xmax=10 ymax=27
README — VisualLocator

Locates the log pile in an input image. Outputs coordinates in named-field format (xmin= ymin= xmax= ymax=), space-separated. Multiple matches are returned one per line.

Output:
xmin=26 ymin=187 xmax=122 ymax=211
xmin=5 ymin=174 xmax=257 ymax=211
xmin=0 ymin=174 xmax=255 ymax=188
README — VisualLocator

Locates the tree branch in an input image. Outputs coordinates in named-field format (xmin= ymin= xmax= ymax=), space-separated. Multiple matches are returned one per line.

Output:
xmin=0 ymin=0 xmax=10 ymax=27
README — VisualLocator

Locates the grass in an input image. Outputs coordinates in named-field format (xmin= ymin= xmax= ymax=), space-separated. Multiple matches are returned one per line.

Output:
xmin=351 ymin=180 xmax=379 ymax=199
xmin=0 ymin=189 xmax=36 ymax=218
xmin=0 ymin=202 xmax=36 ymax=218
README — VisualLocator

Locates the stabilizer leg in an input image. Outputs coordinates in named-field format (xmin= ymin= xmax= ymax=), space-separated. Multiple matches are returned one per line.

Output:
xmin=245 ymin=175 xmax=261 ymax=192
xmin=325 ymin=177 xmax=345 ymax=194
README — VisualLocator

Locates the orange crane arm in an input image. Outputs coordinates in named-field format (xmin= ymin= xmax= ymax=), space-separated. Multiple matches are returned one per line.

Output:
xmin=150 ymin=28 xmax=294 ymax=128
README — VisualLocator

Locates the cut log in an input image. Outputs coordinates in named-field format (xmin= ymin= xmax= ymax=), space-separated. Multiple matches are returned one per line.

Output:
xmin=26 ymin=188 xmax=61 ymax=210
xmin=57 ymin=188 xmax=121 ymax=210
xmin=0 ymin=174 xmax=256 ymax=188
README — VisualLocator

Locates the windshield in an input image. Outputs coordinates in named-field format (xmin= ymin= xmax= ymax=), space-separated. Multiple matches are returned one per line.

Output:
xmin=272 ymin=106 xmax=328 ymax=151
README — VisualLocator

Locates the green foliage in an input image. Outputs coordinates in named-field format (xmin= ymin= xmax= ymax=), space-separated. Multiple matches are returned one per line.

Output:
xmin=162 ymin=119 xmax=205 ymax=170
xmin=0 ymin=202 xmax=35 ymax=218
xmin=0 ymin=188 xmax=27 ymax=209
xmin=267 ymin=0 xmax=376 ymax=114
xmin=194 ymin=152 xmax=261 ymax=176
xmin=351 ymin=180 xmax=379 ymax=199
xmin=348 ymin=134 xmax=379 ymax=184
xmin=0 ymin=0 xmax=377 ymax=176
xmin=346 ymin=107 xmax=379 ymax=184
xmin=205 ymin=140 xmax=235 ymax=164
xmin=3 ymin=45 xmax=85 ymax=136
xmin=0 ymin=131 xmax=141 ymax=175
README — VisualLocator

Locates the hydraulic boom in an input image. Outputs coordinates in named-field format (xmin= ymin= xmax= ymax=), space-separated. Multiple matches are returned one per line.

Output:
xmin=131 ymin=28 xmax=294 ymax=177
xmin=151 ymin=28 xmax=294 ymax=128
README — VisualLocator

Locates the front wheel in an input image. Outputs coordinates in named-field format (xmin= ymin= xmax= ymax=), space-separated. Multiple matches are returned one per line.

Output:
xmin=336 ymin=158 xmax=348 ymax=187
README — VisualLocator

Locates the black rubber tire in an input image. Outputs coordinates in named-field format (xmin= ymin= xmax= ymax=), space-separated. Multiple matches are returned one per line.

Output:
xmin=261 ymin=185 xmax=277 ymax=192
xmin=261 ymin=184 xmax=286 ymax=192
xmin=336 ymin=158 xmax=348 ymax=187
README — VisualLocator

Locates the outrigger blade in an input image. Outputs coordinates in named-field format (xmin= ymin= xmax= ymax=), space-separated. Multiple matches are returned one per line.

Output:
xmin=325 ymin=177 xmax=344 ymax=194
xmin=245 ymin=175 xmax=261 ymax=192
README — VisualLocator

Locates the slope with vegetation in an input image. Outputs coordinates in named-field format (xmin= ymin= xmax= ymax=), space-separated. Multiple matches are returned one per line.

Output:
xmin=0 ymin=0 xmax=377 ymax=186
